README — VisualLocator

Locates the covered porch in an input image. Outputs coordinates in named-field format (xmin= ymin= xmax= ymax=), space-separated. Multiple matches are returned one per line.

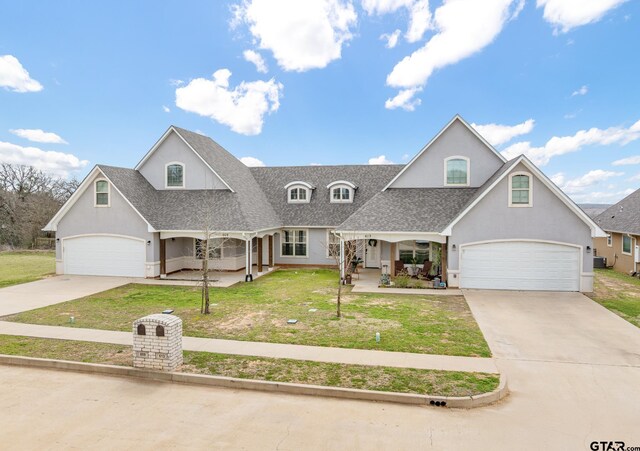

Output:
xmin=156 ymin=229 xmax=280 ymax=282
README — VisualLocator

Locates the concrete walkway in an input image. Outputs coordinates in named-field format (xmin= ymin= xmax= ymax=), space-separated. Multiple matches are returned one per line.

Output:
xmin=352 ymin=269 xmax=463 ymax=295
xmin=0 ymin=321 xmax=498 ymax=373
xmin=0 ymin=276 xmax=132 ymax=317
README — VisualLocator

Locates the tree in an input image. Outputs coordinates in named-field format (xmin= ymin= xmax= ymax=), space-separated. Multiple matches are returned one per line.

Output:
xmin=327 ymin=232 xmax=365 ymax=318
xmin=195 ymin=225 xmax=229 ymax=315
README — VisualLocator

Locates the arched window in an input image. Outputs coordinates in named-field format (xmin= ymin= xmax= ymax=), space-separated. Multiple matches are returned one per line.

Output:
xmin=137 ymin=324 xmax=146 ymax=335
xmin=285 ymin=181 xmax=313 ymax=203
xmin=509 ymin=172 xmax=532 ymax=207
xmin=95 ymin=179 xmax=110 ymax=207
xmin=156 ymin=325 xmax=165 ymax=337
xmin=166 ymin=162 xmax=185 ymax=188
xmin=444 ymin=157 xmax=469 ymax=186
xmin=327 ymin=181 xmax=356 ymax=203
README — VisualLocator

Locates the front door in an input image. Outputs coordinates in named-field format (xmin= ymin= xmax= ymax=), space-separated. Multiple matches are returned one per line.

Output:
xmin=365 ymin=240 xmax=381 ymax=268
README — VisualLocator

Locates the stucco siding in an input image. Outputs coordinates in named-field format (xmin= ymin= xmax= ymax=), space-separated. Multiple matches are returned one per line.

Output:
xmin=138 ymin=131 xmax=227 ymax=190
xmin=273 ymin=228 xmax=336 ymax=266
xmin=594 ymin=232 xmax=639 ymax=274
xmin=449 ymin=162 xmax=593 ymax=289
xmin=56 ymin=172 xmax=154 ymax=264
xmin=389 ymin=120 xmax=504 ymax=189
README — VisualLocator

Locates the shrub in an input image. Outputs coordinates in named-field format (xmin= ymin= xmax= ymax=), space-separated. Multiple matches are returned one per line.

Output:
xmin=394 ymin=274 xmax=411 ymax=288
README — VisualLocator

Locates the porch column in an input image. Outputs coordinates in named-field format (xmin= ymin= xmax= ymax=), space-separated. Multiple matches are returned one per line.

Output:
xmin=257 ymin=237 xmax=263 ymax=272
xmin=441 ymin=240 xmax=448 ymax=284
xmin=245 ymin=239 xmax=253 ymax=282
xmin=389 ymin=242 xmax=396 ymax=278
xmin=159 ymin=238 xmax=167 ymax=279
xmin=268 ymin=235 xmax=273 ymax=267
xmin=339 ymin=238 xmax=345 ymax=280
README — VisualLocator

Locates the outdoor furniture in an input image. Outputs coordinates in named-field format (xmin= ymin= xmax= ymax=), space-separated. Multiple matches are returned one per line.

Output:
xmin=416 ymin=260 xmax=433 ymax=279
xmin=394 ymin=260 xmax=405 ymax=276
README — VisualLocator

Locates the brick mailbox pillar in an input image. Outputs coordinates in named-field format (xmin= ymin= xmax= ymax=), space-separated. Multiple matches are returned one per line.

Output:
xmin=133 ymin=314 xmax=183 ymax=371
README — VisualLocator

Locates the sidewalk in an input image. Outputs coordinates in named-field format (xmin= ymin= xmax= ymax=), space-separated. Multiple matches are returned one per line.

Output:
xmin=0 ymin=321 xmax=498 ymax=374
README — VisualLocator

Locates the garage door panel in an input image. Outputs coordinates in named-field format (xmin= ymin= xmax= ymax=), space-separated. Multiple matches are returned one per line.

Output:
xmin=63 ymin=236 xmax=145 ymax=277
xmin=460 ymin=241 xmax=580 ymax=291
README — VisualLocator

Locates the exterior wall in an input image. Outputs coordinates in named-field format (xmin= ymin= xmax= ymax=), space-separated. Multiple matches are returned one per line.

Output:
xmin=273 ymin=228 xmax=337 ymax=266
xmin=448 ymin=162 xmax=594 ymax=291
xmin=389 ymin=119 xmax=504 ymax=188
xmin=138 ymin=131 xmax=227 ymax=190
xmin=55 ymin=171 xmax=155 ymax=275
xmin=594 ymin=233 xmax=639 ymax=274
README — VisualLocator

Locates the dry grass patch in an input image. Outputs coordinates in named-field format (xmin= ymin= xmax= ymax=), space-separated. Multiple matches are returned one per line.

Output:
xmin=587 ymin=269 xmax=640 ymax=328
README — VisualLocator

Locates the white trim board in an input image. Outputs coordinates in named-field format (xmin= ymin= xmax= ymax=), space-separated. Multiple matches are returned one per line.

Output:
xmin=383 ymin=115 xmax=506 ymax=191
xmin=134 ymin=126 xmax=234 ymax=192
xmin=441 ymin=155 xmax=607 ymax=238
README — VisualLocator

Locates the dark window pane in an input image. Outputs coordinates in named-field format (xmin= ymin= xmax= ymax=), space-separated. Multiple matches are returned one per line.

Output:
xmin=96 ymin=193 xmax=109 ymax=205
xmin=167 ymin=164 xmax=183 ymax=187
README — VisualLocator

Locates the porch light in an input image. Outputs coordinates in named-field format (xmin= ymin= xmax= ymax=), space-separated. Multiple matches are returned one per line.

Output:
xmin=586 ymin=246 xmax=591 ymax=253
xmin=452 ymin=244 xmax=456 ymax=251
xmin=147 ymin=240 xmax=151 ymax=245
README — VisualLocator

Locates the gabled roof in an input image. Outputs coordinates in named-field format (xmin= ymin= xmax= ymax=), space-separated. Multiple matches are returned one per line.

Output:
xmin=382 ymin=114 xmax=507 ymax=191
xmin=251 ymin=165 xmax=402 ymax=227
xmin=441 ymin=155 xmax=607 ymax=237
xmin=336 ymin=188 xmax=479 ymax=232
xmin=595 ymin=188 xmax=640 ymax=236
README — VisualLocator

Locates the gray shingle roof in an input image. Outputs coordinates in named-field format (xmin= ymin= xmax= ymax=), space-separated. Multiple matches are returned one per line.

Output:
xmin=595 ymin=189 xmax=640 ymax=235
xmin=336 ymin=188 xmax=479 ymax=232
xmin=250 ymin=165 xmax=403 ymax=227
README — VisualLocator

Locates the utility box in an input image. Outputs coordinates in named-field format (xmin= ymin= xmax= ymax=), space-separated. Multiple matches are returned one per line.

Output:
xmin=133 ymin=314 xmax=183 ymax=371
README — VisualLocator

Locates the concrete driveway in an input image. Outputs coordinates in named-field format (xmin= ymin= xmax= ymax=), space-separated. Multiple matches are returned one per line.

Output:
xmin=1 ymin=290 xmax=640 ymax=450
xmin=0 ymin=275 xmax=132 ymax=316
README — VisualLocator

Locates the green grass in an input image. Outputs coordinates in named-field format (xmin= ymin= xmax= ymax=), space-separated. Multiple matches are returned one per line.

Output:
xmin=0 ymin=251 xmax=55 ymax=288
xmin=588 ymin=269 xmax=640 ymax=328
xmin=0 ymin=335 xmax=499 ymax=397
xmin=3 ymin=269 xmax=490 ymax=357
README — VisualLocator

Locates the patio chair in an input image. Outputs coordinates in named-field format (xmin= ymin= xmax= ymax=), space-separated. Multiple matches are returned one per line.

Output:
xmin=394 ymin=260 xmax=406 ymax=276
xmin=416 ymin=260 xmax=433 ymax=279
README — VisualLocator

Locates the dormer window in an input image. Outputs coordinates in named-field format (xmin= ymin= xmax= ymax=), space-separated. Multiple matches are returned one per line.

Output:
xmin=444 ymin=156 xmax=469 ymax=186
xmin=166 ymin=162 xmax=185 ymax=188
xmin=285 ymin=181 xmax=313 ymax=204
xmin=327 ymin=181 xmax=356 ymax=203
xmin=94 ymin=179 xmax=110 ymax=207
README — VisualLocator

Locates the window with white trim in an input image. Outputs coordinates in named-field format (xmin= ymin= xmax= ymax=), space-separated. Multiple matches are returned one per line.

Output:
xmin=327 ymin=231 xmax=340 ymax=258
xmin=95 ymin=180 xmax=109 ymax=207
xmin=288 ymin=187 xmax=309 ymax=203
xmin=195 ymin=238 xmax=223 ymax=259
xmin=445 ymin=157 xmax=469 ymax=186
xmin=331 ymin=186 xmax=352 ymax=203
xmin=509 ymin=172 xmax=532 ymax=207
xmin=281 ymin=229 xmax=307 ymax=257
xmin=166 ymin=163 xmax=184 ymax=188
xmin=622 ymin=235 xmax=632 ymax=255
xmin=398 ymin=240 xmax=430 ymax=264
xmin=607 ymin=234 xmax=612 ymax=247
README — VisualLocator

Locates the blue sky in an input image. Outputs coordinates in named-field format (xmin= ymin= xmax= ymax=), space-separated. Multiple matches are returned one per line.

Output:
xmin=0 ymin=0 xmax=638 ymax=203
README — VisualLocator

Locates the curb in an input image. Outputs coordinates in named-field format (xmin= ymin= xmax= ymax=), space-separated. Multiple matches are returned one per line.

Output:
xmin=0 ymin=354 xmax=508 ymax=408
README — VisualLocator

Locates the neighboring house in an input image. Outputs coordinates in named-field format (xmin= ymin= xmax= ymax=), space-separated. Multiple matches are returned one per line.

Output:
xmin=579 ymin=203 xmax=612 ymax=219
xmin=593 ymin=190 xmax=640 ymax=274
xmin=44 ymin=115 xmax=605 ymax=292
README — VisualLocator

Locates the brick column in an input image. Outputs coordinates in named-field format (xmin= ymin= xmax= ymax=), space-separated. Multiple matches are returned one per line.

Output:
xmin=159 ymin=238 xmax=166 ymax=278
xmin=257 ymin=237 xmax=263 ymax=272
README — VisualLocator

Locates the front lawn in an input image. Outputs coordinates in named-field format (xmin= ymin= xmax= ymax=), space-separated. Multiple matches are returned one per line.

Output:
xmin=0 ymin=251 xmax=55 ymax=288
xmin=587 ymin=269 xmax=640 ymax=328
xmin=3 ymin=269 xmax=491 ymax=357
xmin=0 ymin=335 xmax=499 ymax=397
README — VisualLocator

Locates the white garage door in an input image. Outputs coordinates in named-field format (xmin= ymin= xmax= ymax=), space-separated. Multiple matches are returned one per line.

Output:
xmin=460 ymin=241 xmax=580 ymax=291
xmin=63 ymin=235 xmax=145 ymax=277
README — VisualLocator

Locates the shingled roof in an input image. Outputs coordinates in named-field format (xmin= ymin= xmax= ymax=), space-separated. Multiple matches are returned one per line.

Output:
xmin=595 ymin=188 xmax=640 ymax=236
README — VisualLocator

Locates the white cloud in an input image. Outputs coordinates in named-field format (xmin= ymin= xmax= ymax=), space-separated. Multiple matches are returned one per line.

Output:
xmin=612 ymin=155 xmax=640 ymax=166
xmin=0 ymin=141 xmax=88 ymax=178
xmin=0 ymin=55 xmax=43 ymax=93
xmin=309 ymin=162 xmax=323 ymax=166
xmin=162 ymin=105 xmax=170 ymax=113
xmin=384 ymin=87 xmax=422 ymax=111
xmin=239 ymin=156 xmax=266 ymax=167
xmin=501 ymin=119 xmax=640 ymax=166
xmin=169 ymin=79 xmax=184 ymax=87
xmin=232 ymin=0 xmax=357 ymax=72
xmin=243 ymin=49 xmax=268 ymax=73
xmin=363 ymin=0 xmax=432 ymax=43
xmin=471 ymin=119 xmax=535 ymax=147
xmin=386 ymin=0 xmax=516 ymax=93
xmin=380 ymin=29 xmax=401 ymax=49
xmin=570 ymin=188 xmax=634 ymax=203
xmin=401 ymin=153 xmax=410 ymax=160
xmin=553 ymin=169 xmax=623 ymax=194
xmin=368 ymin=154 xmax=394 ymax=164
xmin=9 ymin=129 xmax=67 ymax=144
xmin=571 ymin=85 xmax=588 ymax=96
xmin=537 ymin=0 xmax=628 ymax=33
xmin=175 ymin=69 xmax=283 ymax=136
